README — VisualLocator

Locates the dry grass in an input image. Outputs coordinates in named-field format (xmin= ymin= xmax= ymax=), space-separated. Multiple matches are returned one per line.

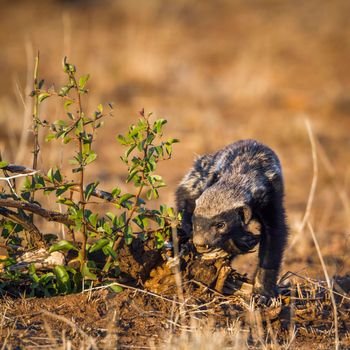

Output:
xmin=1 ymin=0 xmax=350 ymax=348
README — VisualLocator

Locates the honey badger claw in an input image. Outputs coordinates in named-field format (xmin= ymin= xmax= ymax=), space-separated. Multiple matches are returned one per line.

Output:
xmin=176 ymin=140 xmax=288 ymax=297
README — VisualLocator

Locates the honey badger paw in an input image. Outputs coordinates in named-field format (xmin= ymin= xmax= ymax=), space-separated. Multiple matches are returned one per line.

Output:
xmin=252 ymin=268 xmax=279 ymax=299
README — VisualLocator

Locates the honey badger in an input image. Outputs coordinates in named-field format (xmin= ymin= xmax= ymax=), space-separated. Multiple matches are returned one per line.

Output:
xmin=175 ymin=140 xmax=288 ymax=297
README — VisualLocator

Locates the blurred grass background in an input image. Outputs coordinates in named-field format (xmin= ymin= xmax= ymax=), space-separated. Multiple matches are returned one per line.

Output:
xmin=0 ymin=0 xmax=349 ymax=278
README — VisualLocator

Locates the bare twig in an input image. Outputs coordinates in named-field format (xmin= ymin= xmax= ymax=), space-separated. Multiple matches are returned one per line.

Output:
xmin=299 ymin=119 xmax=318 ymax=233
xmin=83 ymin=281 xmax=198 ymax=308
xmin=289 ymin=118 xmax=318 ymax=251
xmin=171 ymin=227 xmax=185 ymax=307
xmin=3 ymin=164 xmax=117 ymax=203
xmin=0 ymin=171 xmax=38 ymax=182
xmin=307 ymin=222 xmax=339 ymax=350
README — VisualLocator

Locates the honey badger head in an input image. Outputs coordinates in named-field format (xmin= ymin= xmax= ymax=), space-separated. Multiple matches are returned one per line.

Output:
xmin=192 ymin=182 xmax=261 ymax=256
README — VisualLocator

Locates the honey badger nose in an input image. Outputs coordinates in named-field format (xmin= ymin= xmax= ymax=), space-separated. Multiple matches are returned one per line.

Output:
xmin=193 ymin=234 xmax=207 ymax=247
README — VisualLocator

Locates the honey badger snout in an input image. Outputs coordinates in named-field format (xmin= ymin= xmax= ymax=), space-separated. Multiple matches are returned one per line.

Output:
xmin=193 ymin=229 xmax=217 ymax=251
xmin=192 ymin=218 xmax=222 ymax=252
xmin=192 ymin=231 xmax=217 ymax=250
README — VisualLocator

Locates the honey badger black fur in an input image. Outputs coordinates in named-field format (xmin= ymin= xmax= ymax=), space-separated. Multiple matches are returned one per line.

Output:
xmin=175 ymin=140 xmax=288 ymax=297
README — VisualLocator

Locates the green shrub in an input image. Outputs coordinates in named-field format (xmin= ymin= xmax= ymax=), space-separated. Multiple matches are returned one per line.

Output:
xmin=0 ymin=55 xmax=179 ymax=296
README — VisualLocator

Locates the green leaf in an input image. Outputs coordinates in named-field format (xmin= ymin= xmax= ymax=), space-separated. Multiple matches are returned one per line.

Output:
xmin=85 ymin=152 xmax=97 ymax=165
xmin=49 ymin=240 xmax=78 ymax=253
xmin=68 ymin=64 xmax=76 ymax=73
xmin=72 ymin=167 xmax=83 ymax=173
xmin=116 ymin=135 xmax=128 ymax=145
xmin=34 ymin=174 xmax=45 ymax=188
xmin=117 ymin=212 xmax=127 ymax=227
xmin=111 ymin=187 xmax=121 ymax=198
xmin=153 ymin=119 xmax=167 ymax=133
xmin=58 ymin=86 xmax=70 ymax=97
xmin=165 ymin=144 xmax=172 ymax=156
xmin=56 ymin=185 xmax=69 ymax=196
xmin=126 ymin=169 xmax=139 ymax=183
xmin=108 ymin=284 xmax=123 ymax=293
xmin=38 ymin=92 xmax=50 ymax=103
xmin=89 ymin=238 xmax=110 ymax=253
xmin=67 ymin=112 xmax=75 ymax=120
xmin=54 ymin=266 xmax=71 ymax=294
xmin=125 ymin=144 xmax=136 ymax=158
xmin=166 ymin=138 xmax=180 ymax=145
xmin=55 ymin=119 xmax=67 ymax=127
xmin=84 ymin=181 xmax=99 ymax=201
xmin=155 ymin=232 xmax=165 ymax=249
xmin=103 ymin=245 xmax=117 ymax=260
xmin=79 ymin=74 xmax=90 ymax=89
xmin=57 ymin=198 xmax=76 ymax=207
xmin=76 ymin=119 xmax=84 ymax=134
xmin=53 ymin=168 xmax=63 ymax=182
xmin=146 ymin=189 xmax=153 ymax=200
xmin=29 ymin=264 xmax=39 ymax=283
xmin=124 ymin=226 xmax=133 ymax=245
xmin=47 ymin=168 xmax=54 ymax=183
xmin=45 ymin=134 xmax=56 ymax=142
xmin=103 ymin=222 xmax=112 ymax=234
xmin=64 ymin=99 xmax=74 ymax=110
xmin=119 ymin=193 xmax=134 ymax=206
xmin=23 ymin=176 xmax=31 ymax=190
xmin=97 ymin=103 xmax=103 ymax=113
xmin=88 ymin=212 xmax=99 ymax=228
xmin=0 ymin=161 xmax=9 ymax=168
xmin=106 ymin=212 xmax=115 ymax=222
xmin=63 ymin=136 xmax=72 ymax=144
xmin=81 ymin=264 xmax=97 ymax=280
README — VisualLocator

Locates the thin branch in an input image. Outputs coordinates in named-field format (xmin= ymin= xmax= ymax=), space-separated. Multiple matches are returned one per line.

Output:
xmin=32 ymin=52 xmax=40 ymax=172
xmin=0 ymin=199 xmax=72 ymax=227
xmin=31 ymin=52 xmax=41 ymax=218
xmin=68 ymin=65 xmax=87 ymax=264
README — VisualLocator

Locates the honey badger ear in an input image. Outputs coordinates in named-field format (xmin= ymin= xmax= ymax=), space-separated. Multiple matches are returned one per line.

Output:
xmin=238 ymin=205 xmax=252 ymax=225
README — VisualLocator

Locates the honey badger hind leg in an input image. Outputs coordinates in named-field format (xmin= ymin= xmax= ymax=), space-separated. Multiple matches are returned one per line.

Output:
xmin=253 ymin=192 xmax=288 ymax=298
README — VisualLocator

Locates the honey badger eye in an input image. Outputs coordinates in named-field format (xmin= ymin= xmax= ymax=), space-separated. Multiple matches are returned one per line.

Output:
xmin=215 ymin=222 xmax=226 ymax=230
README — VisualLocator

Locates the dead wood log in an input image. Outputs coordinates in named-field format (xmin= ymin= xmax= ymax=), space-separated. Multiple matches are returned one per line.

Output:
xmin=8 ymin=247 xmax=65 ymax=271
xmin=0 ymin=207 xmax=45 ymax=248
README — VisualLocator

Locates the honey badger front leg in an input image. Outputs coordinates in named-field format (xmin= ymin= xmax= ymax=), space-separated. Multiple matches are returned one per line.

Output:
xmin=253 ymin=193 xmax=288 ymax=297
xmin=175 ymin=154 xmax=215 ymax=239
xmin=175 ymin=184 xmax=198 ymax=239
